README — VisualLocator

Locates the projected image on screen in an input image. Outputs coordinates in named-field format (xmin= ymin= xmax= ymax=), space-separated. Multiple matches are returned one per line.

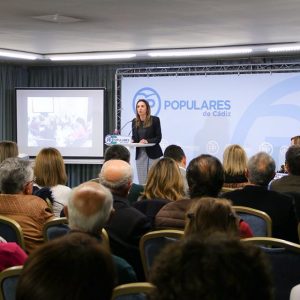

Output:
xmin=16 ymin=88 xmax=105 ymax=160
xmin=28 ymin=97 xmax=92 ymax=148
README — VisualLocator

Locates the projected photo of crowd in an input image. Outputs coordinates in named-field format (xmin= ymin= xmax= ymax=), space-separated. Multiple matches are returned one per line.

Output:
xmin=27 ymin=97 xmax=92 ymax=148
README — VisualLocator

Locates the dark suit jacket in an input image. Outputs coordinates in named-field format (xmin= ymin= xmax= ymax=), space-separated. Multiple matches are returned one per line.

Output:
xmin=105 ymin=194 xmax=151 ymax=280
xmin=223 ymin=185 xmax=298 ymax=243
xmin=132 ymin=116 xmax=163 ymax=159
xmin=133 ymin=198 xmax=171 ymax=229
xmin=106 ymin=194 xmax=151 ymax=246
xmin=270 ymin=174 xmax=300 ymax=193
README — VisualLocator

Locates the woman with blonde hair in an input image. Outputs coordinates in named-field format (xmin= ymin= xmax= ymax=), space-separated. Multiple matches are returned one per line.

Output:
xmin=223 ymin=144 xmax=248 ymax=188
xmin=185 ymin=197 xmax=252 ymax=239
xmin=0 ymin=141 xmax=18 ymax=163
xmin=34 ymin=147 xmax=71 ymax=217
xmin=134 ymin=157 xmax=186 ymax=228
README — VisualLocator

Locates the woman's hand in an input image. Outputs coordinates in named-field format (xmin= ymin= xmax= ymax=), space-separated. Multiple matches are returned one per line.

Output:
xmin=139 ymin=139 xmax=148 ymax=144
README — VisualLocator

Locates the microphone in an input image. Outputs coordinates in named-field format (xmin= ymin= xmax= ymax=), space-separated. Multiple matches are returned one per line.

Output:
xmin=120 ymin=119 xmax=133 ymax=135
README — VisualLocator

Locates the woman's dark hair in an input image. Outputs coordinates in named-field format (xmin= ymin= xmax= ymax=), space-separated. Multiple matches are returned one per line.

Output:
xmin=16 ymin=232 xmax=116 ymax=300
xmin=185 ymin=197 xmax=239 ymax=238
xmin=149 ymin=234 xmax=273 ymax=300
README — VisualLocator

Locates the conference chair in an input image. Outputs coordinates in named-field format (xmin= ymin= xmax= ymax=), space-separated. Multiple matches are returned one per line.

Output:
xmin=43 ymin=217 xmax=110 ymax=251
xmin=284 ymin=192 xmax=300 ymax=221
xmin=242 ymin=237 xmax=300 ymax=300
xmin=43 ymin=217 xmax=69 ymax=241
xmin=139 ymin=229 xmax=184 ymax=279
xmin=0 ymin=216 xmax=25 ymax=251
xmin=221 ymin=187 xmax=236 ymax=194
xmin=112 ymin=282 xmax=155 ymax=300
xmin=233 ymin=206 xmax=272 ymax=237
xmin=0 ymin=266 xmax=23 ymax=300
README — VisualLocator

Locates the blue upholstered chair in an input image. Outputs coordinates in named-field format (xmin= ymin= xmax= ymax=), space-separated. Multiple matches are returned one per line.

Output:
xmin=139 ymin=229 xmax=184 ymax=279
xmin=43 ymin=217 xmax=110 ymax=251
xmin=233 ymin=206 xmax=272 ymax=237
xmin=112 ymin=282 xmax=155 ymax=300
xmin=0 ymin=216 xmax=25 ymax=251
xmin=43 ymin=217 xmax=69 ymax=241
xmin=0 ymin=266 xmax=23 ymax=300
xmin=242 ymin=237 xmax=300 ymax=300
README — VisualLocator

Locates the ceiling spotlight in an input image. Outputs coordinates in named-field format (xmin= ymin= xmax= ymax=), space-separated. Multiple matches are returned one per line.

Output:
xmin=32 ymin=14 xmax=83 ymax=23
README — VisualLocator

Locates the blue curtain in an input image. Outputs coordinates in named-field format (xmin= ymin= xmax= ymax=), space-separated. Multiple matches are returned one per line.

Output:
xmin=0 ymin=65 xmax=28 ymax=140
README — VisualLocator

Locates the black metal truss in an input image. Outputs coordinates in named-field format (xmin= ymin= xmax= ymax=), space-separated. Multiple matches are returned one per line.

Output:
xmin=115 ymin=62 xmax=300 ymax=129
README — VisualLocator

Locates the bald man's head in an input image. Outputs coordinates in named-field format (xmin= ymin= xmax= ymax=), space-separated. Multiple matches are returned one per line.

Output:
xmin=99 ymin=159 xmax=133 ymax=195
xmin=67 ymin=181 xmax=113 ymax=233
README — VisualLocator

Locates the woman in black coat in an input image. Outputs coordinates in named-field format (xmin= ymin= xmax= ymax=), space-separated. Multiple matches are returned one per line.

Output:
xmin=132 ymin=99 xmax=163 ymax=184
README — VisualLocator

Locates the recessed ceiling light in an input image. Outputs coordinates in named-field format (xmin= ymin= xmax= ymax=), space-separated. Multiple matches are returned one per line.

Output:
xmin=0 ymin=49 xmax=42 ymax=60
xmin=267 ymin=45 xmax=300 ymax=53
xmin=33 ymin=14 xmax=83 ymax=23
xmin=148 ymin=48 xmax=253 ymax=57
xmin=46 ymin=53 xmax=137 ymax=61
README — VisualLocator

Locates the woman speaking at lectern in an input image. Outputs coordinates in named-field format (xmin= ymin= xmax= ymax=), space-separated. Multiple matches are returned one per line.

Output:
xmin=132 ymin=99 xmax=163 ymax=184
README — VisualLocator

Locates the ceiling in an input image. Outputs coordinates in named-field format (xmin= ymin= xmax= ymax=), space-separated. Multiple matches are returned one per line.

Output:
xmin=1 ymin=0 xmax=300 ymax=61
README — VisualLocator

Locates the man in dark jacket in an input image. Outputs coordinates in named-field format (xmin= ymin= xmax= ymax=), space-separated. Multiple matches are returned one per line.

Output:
xmin=155 ymin=154 xmax=224 ymax=229
xmin=99 ymin=159 xmax=151 ymax=280
xmin=223 ymin=152 xmax=298 ymax=243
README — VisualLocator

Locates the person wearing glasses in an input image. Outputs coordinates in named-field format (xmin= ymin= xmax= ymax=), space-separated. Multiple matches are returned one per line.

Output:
xmin=0 ymin=158 xmax=53 ymax=253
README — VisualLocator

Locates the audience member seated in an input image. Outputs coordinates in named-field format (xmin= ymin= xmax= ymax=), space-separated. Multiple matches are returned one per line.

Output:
xmin=163 ymin=144 xmax=189 ymax=196
xmin=291 ymin=135 xmax=300 ymax=145
xmin=184 ymin=197 xmax=239 ymax=239
xmin=0 ymin=158 xmax=54 ymax=253
xmin=33 ymin=147 xmax=71 ymax=217
xmin=65 ymin=181 xmax=137 ymax=285
xmin=223 ymin=144 xmax=248 ymax=188
xmin=16 ymin=232 xmax=115 ymax=300
xmin=155 ymin=154 xmax=252 ymax=238
xmin=99 ymin=159 xmax=151 ymax=280
xmin=0 ymin=140 xmax=18 ymax=164
xmin=134 ymin=157 xmax=186 ymax=228
xmin=149 ymin=234 xmax=273 ymax=300
xmin=270 ymin=145 xmax=300 ymax=193
xmin=91 ymin=145 xmax=144 ymax=205
xmin=0 ymin=240 xmax=27 ymax=271
xmin=223 ymin=152 xmax=298 ymax=242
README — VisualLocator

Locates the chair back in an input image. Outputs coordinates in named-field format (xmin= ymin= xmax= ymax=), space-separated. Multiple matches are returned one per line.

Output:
xmin=43 ymin=217 xmax=69 ymax=241
xmin=0 ymin=266 xmax=23 ymax=300
xmin=43 ymin=217 xmax=110 ymax=251
xmin=100 ymin=228 xmax=110 ymax=252
xmin=242 ymin=237 xmax=300 ymax=300
xmin=285 ymin=192 xmax=300 ymax=221
xmin=112 ymin=282 xmax=155 ymax=300
xmin=0 ymin=216 xmax=25 ymax=251
xmin=233 ymin=206 xmax=272 ymax=237
xmin=139 ymin=229 xmax=184 ymax=279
